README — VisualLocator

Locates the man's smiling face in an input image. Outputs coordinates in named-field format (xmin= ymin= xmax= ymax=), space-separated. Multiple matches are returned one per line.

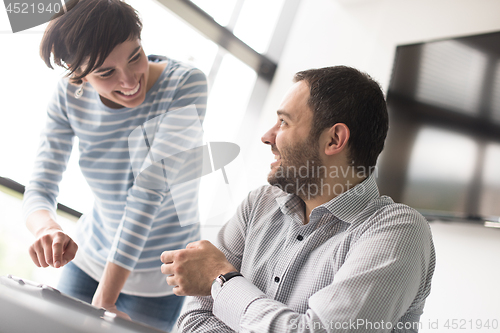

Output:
xmin=261 ymin=81 xmax=325 ymax=198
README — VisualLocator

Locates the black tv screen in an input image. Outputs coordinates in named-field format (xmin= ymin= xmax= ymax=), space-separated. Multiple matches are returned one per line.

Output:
xmin=377 ymin=31 xmax=500 ymax=222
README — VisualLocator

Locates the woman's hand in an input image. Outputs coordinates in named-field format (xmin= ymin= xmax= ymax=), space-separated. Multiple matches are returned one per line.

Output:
xmin=28 ymin=227 xmax=78 ymax=268
xmin=93 ymin=302 xmax=131 ymax=321
xmin=26 ymin=210 xmax=78 ymax=268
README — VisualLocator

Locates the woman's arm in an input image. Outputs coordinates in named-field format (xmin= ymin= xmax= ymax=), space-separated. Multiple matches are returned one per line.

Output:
xmin=91 ymin=261 xmax=131 ymax=319
xmin=23 ymin=79 xmax=77 ymax=269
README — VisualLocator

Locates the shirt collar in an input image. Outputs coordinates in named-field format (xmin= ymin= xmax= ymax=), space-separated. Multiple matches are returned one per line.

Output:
xmin=276 ymin=192 xmax=303 ymax=216
xmin=275 ymin=174 xmax=380 ymax=224
xmin=322 ymin=174 xmax=380 ymax=224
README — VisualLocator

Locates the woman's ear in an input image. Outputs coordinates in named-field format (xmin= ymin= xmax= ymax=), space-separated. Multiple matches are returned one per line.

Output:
xmin=323 ymin=123 xmax=350 ymax=156
xmin=71 ymin=65 xmax=87 ymax=83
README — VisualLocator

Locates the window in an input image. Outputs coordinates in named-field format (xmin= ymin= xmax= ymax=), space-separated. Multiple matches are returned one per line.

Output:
xmin=0 ymin=0 xmax=299 ymax=280
xmin=403 ymin=127 xmax=478 ymax=214
xmin=416 ymin=40 xmax=487 ymax=116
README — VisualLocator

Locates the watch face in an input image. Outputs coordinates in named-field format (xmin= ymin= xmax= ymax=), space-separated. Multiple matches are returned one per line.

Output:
xmin=215 ymin=275 xmax=225 ymax=286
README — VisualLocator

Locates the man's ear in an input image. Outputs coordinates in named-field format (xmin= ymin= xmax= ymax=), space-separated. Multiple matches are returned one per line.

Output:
xmin=323 ymin=123 xmax=350 ymax=156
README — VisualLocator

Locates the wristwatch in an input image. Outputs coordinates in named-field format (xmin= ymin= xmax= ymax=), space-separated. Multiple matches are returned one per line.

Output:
xmin=214 ymin=271 xmax=243 ymax=287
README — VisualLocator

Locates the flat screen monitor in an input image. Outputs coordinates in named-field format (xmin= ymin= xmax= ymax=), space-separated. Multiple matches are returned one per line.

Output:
xmin=377 ymin=31 xmax=500 ymax=222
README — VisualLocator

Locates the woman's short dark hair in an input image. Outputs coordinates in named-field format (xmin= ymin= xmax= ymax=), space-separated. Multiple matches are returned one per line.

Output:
xmin=40 ymin=0 xmax=142 ymax=84
xmin=294 ymin=66 xmax=389 ymax=170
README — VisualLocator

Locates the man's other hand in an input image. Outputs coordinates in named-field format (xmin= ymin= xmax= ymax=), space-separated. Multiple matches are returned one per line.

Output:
xmin=161 ymin=240 xmax=237 ymax=296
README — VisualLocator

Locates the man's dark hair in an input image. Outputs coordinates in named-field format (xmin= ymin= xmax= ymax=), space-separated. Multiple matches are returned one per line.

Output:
xmin=40 ymin=0 xmax=142 ymax=85
xmin=294 ymin=66 xmax=389 ymax=170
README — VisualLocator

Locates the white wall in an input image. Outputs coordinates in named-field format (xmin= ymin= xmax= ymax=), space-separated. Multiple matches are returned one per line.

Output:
xmin=424 ymin=221 xmax=500 ymax=333
xmin=247 ymin=0 xmax=500 ymax=190
xmin=246 ymin=0 xmax=500 ymax=331
xmin=257 ymin=0 xmax=500 ymax=133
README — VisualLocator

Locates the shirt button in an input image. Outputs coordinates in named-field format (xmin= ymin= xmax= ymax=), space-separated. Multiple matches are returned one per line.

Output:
xmin=274 ymin=276 xmax=280 ymax=283
xmin=297 ymin=235 xmax=304 ymax=241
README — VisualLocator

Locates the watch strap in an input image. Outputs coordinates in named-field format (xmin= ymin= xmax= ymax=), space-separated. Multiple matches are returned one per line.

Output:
xmin=216 ymin=271 xmax=243 ymax=286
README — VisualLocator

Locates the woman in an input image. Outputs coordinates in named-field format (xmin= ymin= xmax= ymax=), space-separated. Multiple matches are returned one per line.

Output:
xmin=22 ymin=0 xmax=207 ymax=331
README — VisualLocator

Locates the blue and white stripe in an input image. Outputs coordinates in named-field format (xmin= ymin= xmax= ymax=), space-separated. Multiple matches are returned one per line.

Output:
xmin=23 ymin=58 xmax=208 ymax=275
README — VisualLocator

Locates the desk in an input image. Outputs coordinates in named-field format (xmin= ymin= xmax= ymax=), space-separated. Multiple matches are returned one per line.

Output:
xmin=0 ymin=275 xmax=165 ymax=333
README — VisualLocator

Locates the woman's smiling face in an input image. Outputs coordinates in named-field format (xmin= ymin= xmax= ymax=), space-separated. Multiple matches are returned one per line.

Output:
xmin=81 ymin=38 xmax=149 ymax=109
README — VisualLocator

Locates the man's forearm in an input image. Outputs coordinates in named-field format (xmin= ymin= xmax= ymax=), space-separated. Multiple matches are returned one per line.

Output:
xmin=178 ymin=296 xmax=236 ymax=333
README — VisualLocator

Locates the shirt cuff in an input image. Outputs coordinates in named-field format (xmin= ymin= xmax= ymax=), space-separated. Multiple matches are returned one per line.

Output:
xmin=211 ymin=276 xmax=266 ymax=331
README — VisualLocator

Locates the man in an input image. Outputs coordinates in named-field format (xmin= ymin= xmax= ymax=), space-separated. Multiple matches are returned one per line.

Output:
xmin=161 ymin=66 xmax=435 ymax=332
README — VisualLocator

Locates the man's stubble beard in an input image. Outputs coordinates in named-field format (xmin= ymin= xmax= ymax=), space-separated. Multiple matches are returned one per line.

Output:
xmin=267 ymin=134 xmax=326 ymax=200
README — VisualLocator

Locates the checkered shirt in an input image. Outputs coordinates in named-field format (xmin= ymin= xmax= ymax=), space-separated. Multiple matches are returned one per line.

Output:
xmin=178 ymin=175 xmax=436 ymax=332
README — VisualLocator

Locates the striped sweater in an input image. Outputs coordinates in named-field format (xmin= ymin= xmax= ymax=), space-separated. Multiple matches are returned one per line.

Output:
xmin=23 ymin=57 xmax=207 ymax=295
